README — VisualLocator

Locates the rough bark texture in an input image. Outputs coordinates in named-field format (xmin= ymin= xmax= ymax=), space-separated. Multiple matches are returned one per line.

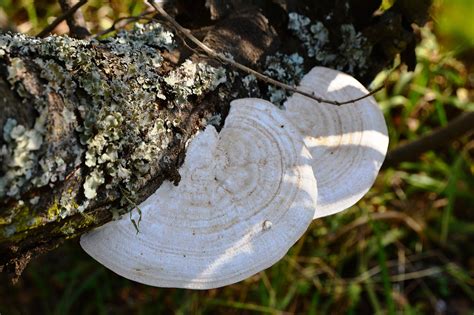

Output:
xmin=0 ymin=0 xmax=431 ymax=280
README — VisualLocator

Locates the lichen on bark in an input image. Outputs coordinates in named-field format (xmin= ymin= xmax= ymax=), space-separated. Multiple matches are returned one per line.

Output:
xmin=0 ymin=0 xmax=431 ymax=280
xmin=0 ymin=22 xmax=228 ymax=252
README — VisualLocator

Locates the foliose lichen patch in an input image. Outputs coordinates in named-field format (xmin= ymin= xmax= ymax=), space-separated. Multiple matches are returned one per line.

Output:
xmin=288 ymin=12 xmax=372 ymax=75
xmin=263 ymin=52 xmax=304 ymax=107
xmin=164 ymin=59 xmax=227 ymax=109
xmin=0 ymin=117 xmax=45 ymax=198
xmin=240 ymin=12 xmax=371 ymax=107
xmin=240 ymin=52 xmax=304 ymax=107
xmin=0 ymin=22 xmax=227 ymax=239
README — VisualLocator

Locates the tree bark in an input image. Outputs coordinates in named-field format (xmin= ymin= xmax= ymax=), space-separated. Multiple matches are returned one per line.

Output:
xmin=0 ymin=0 xmax=431 ymax=280
xmin=383 ymin=111 xmax=474 ymax=168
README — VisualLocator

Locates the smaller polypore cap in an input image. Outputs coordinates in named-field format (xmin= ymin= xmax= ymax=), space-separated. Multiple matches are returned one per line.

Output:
xmin=284 ymin=67 xmax=389 ymax=218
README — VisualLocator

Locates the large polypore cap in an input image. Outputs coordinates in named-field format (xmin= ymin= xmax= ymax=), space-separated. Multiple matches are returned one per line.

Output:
xmin=284 ymin=67 xmax=389 ymax=218
xmin=80 ymin=98 xmax=317 ymax=289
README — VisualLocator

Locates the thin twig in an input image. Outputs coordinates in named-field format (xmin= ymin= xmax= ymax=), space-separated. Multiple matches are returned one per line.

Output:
xmin=383 ymin=111 xmax=474 ymax=168
xmin=94 ymin=9 xmax=156 ymax=38
xmin=388 ymin=267 xmax=443 ymax=283
xmin=37 ymin=0 xmax=88 ymax=38
xmin=58 ymin=0 xmax=90 ymax=38
xmin=327 ymin=211 xmax=423 ymax=243
xmin=147 ymin=0 xmax=383 ymax=106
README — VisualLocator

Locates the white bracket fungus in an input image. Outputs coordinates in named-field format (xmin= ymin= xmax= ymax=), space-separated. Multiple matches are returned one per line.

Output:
xmin=80 ymin=67 xmax=388 ymax=289
xmin=81 ymin=98 xmax=318 ymax=289
xmin=284 ymin=67 xmax=389 ymax=218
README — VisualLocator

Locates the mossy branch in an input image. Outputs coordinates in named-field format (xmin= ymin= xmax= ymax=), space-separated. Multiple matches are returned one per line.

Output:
xmin=0 ymin=0 xmax=431 ymax=281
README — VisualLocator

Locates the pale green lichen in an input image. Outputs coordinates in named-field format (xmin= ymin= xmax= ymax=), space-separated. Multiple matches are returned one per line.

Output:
xmin=0 ymin=23 xmax=177 ymax=204
xmin=164 ymin=59 xmax=227 ymax=108
xmin=83 ymin=169 xmax=105 ymax=199
xmin=205 ymin=114 xmax=222 ymax=128
xmin=1 ymin=21 xmax=228 ymax=226
xmin=61 ymin=107 xmax=76 ymax=125
xmin=32 ymin=153 xmax=70 ymax=188
xmin=288 ymin=12 xmax=372 ymax=75
xmin=34 ymin=58 xmax=72 ymax=91
xmin=241 ymin=52 xmax=304 ymax=107
xmin=107 ymin=22 xmax=175 ymax=56
xmin=338 ymin=24 xmax=371 ymax=73
xmin=288 ymin=13 xmax=330 ymax=60
xmin=59 ymin=189 xmax=79 ymax=218
xmin=29 ymin=196 xmax=40 ymax=205
xmin=242 ymin=74 xmax=260 ymax=97
xmin=263 ymin=52 xmax=304 ymax=106
xmin=0 ymin=118 xmax=44 ymax=198
xmin=6 ymin=57 xmax=27 ymax=83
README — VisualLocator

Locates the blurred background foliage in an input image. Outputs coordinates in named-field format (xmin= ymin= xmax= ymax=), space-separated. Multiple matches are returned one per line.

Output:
xmin=0 ymin=0 xmax=473 ymax=314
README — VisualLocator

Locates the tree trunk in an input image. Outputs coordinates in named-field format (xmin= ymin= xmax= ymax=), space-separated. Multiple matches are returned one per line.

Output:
xmin=0 ymin=0 xmax=431 ymax=280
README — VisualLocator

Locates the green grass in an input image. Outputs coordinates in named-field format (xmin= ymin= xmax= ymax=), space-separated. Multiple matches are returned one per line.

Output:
xmin=371 ymin=219 xmax=396 ymax=315
xmin=433 ymin=0 xmax=474 ymax=54
xmin=0 ymin=2 xmax=473 ymax=314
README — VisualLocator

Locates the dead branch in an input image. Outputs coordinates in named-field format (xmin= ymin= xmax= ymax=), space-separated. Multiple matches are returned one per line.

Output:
xmin=37 ymin=0 xmax=88 ymax=38
xmin=383 ymin=111 xmax=474 ymax=168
